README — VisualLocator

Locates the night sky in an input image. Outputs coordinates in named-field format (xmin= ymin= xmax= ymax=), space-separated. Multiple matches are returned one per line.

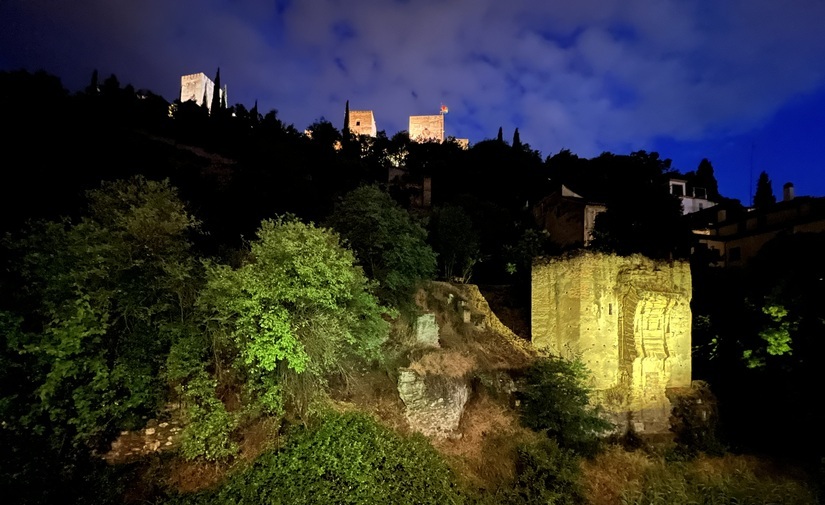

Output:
xmin=3 ymin=0 xmax=825 ymax=204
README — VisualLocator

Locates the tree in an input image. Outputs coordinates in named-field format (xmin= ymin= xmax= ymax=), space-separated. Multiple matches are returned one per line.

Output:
xmin=211 ymin=67 xmax=222 ymax=115
xmin=497 ymin=126 xmax=504 ymax=143
xmin=198 ymin=216 xmax=389 ymax=420
xmin=589 ymin=151 xmax=689 ymax=259
xmin=695 ymin=158 xmax=720 ymax=200
xmin=516 ymin=356 xmax=612 ymax=455
xmin=326 ymin=185 xmax=436 ymax=307
xmin=429 ymin=205 xmax=480 ymax=283
xmin=4 ymin=177 xmax=201 ymax=447
xmin=512 ymin=127 xmax=522 ymax=150
xmin=86 ymin=68 xmax=99 ymax=94
xmin=754 ymin=171 xmax=776 ymax=208
xmin=343 ymin=99 xmax=351 ymax=138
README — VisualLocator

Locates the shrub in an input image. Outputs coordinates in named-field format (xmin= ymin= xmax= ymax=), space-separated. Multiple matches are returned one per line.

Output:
xmin=500 ymin=439 xmax=585 ymax=505
xmin=620 ymin=455 xmax=817 ymax=505
xmin=171 ymin=412 xmax=467 ymax=504
xmin=199 ymin=216 xmax=389 ymax=419
xmin=517 ymin=356 xmax=612 ymax=455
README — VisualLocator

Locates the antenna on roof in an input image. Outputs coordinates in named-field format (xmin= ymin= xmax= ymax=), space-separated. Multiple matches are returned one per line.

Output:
xmin=749 ymin=142 xmax=755 ymax=206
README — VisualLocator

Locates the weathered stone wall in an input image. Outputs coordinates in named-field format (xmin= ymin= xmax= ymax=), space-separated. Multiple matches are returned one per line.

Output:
xmin=532 ymin=252 xmax=692 ymax=433
xmin=348 ymin=110 xmax=377 ymax=137
xmin=181 ymin=73 xmax=213 ymax=106
xmin=409 ymin=114 xmax=445 ymax=143
xmin=180 ymin=72 xmax=225 ymax=113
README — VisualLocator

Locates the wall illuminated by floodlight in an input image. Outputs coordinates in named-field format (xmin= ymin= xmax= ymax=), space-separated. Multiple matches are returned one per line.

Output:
xmin=532 ymin=252 xmax=692 ymax=433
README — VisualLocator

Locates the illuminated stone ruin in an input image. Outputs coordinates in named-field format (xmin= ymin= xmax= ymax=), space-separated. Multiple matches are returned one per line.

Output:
xmin=532 ymin=252 xmax=692 ymax=433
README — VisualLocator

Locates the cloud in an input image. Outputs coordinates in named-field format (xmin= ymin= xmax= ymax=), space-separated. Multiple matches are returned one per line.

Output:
xmin=4 ymin=0 xmax=825 ymax=158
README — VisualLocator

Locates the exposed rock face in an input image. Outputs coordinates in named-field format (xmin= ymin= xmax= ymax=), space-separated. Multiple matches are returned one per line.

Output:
xmin=414 ymin=313 xmax=440 ymax=347
xmin=532 ymin=252 xmax=692 ymax=434
xmin=397 ymin=368 xmax=469 ymax=439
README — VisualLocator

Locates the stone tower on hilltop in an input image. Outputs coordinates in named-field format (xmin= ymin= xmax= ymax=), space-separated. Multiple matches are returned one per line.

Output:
xmin=180 ymin=71 xmax=227 ymax=114
xmin=409 ymin=114 xmax=445 ymax=143
xmin=345 ymin=101 xmax=378 ymax=137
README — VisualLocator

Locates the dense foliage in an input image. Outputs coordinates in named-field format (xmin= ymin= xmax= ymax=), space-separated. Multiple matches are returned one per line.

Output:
xmin=517 ymin=356 xmax=613 ymax=455
xmin=2 ymin=177 xmax=199 ymax=449
xmin=1 ymin=177 xmax=201 ymax=502
xmin=196 ymin=217 xmax=389 ymax=425
xmin=327 ymin=185 xmax=436 ymax=307
xmin=168 ymin=412 xmax=467 ymax=505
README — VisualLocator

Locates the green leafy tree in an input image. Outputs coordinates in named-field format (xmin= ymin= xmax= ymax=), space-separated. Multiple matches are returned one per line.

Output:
xmin=198 ymin=216 xmax=389 ymax=421
xmin=3 ymin=176 xmax=200 ymax=450
xmin=326 ymin=185 xmax=436 ymax=307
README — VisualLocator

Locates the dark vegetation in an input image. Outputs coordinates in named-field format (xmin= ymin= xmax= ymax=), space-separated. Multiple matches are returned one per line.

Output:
xmin=0 ymin=69 xmax=822 ymax=503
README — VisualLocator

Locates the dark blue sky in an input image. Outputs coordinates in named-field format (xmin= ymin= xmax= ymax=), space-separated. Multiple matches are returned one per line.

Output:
xmin=3 ymin=0 xmax=824 ymax=204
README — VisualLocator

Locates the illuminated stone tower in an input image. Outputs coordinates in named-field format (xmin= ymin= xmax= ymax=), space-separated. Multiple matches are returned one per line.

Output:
xmin=348 ymin=110 xmax=377 ymax=137
xmin=409 ymin=114 xmax=445 ymax=143
xmin=180 ymin=72 xmax=226 ymax=114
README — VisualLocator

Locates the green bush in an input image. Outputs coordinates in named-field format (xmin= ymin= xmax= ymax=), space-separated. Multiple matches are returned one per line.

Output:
xmin=517 ymin=356 xmax=613 ymax=455
xmin=170 ymin=412 xmax=467 ymax=504
xmin=620 ymin=459 xmax=817 ymax=505
xmin=668 ymin=383 xmax=725 ymax=458
xmin=198 ymin=216 xmax=389 ymax=419
xmin=178 ymin=373 xmax=238 ymax=462
xmin=500 ymin=439 xmax=585 ymax=505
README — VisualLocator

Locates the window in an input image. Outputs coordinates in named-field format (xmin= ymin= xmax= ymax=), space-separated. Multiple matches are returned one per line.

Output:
xmin=728 ymin=247 xmax=741 ymax=262
xmin=670 ymin=180 xmax=686 ymax=196
xmin=356 ymin=121 xmax=361 ymax=126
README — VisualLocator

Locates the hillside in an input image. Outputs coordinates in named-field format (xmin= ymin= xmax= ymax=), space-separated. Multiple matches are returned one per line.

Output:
xmin=95 ymin=281 xmax=818 ymax=504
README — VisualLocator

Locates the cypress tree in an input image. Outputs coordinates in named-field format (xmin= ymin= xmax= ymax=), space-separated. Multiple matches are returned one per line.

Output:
xmin=211 ymin=67 xmax=221 ymax=114
xmin=754 ymin=171 xmax=776 ymax=208
xmin=512 ymin=128 xmax=522 ymax=149
xmin=343 ymin=100 xmax=351 ymax=138
xmin=86 ymin=69 xmax=99 ymax=94
xmin=497 ymin=126 xmax=503 ymax=143
xmin=696 ymin=158 xmax=720 ymax=200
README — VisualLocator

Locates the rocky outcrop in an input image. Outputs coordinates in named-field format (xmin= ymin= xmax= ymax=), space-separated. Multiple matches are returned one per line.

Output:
xmin=397 ymin=368 xmax=469 ymax=439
